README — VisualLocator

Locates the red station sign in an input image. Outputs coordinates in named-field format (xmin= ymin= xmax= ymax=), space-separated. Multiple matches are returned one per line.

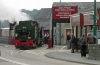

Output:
xmin=52 ymin=6 xmax=78 ymax=19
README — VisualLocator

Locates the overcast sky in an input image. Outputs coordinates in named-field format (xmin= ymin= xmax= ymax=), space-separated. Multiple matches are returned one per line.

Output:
xmin=0 ymin=0 xmax=100 ymax=10
xmin=0 ymin=0 xmax=100 ymax=21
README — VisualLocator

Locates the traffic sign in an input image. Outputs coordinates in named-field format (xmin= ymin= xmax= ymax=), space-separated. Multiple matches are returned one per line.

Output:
xmin=90 ymin=14 xmax=99 ymax=20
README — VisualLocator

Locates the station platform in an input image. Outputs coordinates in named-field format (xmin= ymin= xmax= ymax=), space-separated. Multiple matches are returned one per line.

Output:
xmin=45 ymin=45 xmax=100 ymax=65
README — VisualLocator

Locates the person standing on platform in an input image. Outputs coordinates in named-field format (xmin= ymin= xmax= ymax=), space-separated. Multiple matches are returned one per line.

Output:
xmin=67 ymin=32 xmax=71 ymax=49
xmin=87 ymin=33 xmax=94 ymax=44
xmin=46 ymin=32 xmax=50 ymax=44
xmin=87 ymin=33 xmax=94 ymax=53
xmin=44 ymin=32 xmax=47 ymax=44
xmin=80 ymin=35 xmax=87 ymax=57
xmin=70 ymin=33 xmax=76 ymax=53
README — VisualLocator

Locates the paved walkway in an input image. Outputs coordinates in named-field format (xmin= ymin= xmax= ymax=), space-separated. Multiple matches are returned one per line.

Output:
xmin=45 ymin=46 xmax=100 ymax=65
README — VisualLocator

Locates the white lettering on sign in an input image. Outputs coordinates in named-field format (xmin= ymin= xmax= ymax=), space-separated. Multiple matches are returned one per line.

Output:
xmin=52 ymin=6 xmax=77 ymax=19
xmin=55 ymin=7 xmax=75 ymax=12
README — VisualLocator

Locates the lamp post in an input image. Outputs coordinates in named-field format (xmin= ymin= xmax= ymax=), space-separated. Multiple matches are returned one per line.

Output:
xmin=93 ymin=0 xmax=97 ymax=44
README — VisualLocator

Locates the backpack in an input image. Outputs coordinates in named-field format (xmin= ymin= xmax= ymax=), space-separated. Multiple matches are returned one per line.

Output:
xmin=71 ymin=36 xmax=76 ymax=43
xmin=81 ymin=38 xmax=86 ymax=45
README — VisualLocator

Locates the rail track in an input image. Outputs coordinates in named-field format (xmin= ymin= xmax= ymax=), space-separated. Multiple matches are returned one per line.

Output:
xmin=11 ymin=50 xmax=64 ymax=65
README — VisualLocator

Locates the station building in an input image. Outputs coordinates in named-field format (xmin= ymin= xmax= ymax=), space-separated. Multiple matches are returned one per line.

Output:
xmin=51 ymin=2 xmax=100 ymax=45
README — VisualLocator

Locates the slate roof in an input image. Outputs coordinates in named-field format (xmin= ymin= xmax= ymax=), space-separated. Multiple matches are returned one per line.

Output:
xmin=34 ymin=8 xmax=51 ymax=30
xmin=34 ymin=2 xmax=100 ymax=30
xmin=52 ymin=2 xmax=100 ymax=13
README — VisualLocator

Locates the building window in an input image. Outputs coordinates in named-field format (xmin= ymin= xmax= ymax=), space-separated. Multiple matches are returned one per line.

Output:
xmin=90 ymin=25 xmax=93 ymax=30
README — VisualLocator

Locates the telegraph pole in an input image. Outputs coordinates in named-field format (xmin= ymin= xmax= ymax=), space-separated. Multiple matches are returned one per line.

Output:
xmin=93 ymin=0 xmax=97 ymax=44
xmin=60 ymin=0 xmax=61 ymax=2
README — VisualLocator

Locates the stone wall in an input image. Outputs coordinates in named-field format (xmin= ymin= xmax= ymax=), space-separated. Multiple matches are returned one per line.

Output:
xmin=88 ymin=44 xmax=100 ymax=60
xmin=0 ymin=37 xmax=8 ymax=44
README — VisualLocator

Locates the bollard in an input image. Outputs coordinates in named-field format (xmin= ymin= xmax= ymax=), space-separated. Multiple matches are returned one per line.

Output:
xmin=48 ymin=38 xmax=52 ymax=49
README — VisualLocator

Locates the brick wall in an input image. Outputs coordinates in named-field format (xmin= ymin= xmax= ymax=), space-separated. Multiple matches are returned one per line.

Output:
xmin=88 ymin=44 xmax=100 ymax=60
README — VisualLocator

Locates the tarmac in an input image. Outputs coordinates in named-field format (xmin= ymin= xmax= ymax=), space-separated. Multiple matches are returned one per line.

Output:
xmin=0 ymin=44 xmax=100 ymax=65
xmin=45 ymin=45 xmax=100 ymax=65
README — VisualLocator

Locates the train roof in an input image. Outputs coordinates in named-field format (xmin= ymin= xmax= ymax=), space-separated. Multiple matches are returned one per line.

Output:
xmin=19 ymin=20 xmax=37 ymax=23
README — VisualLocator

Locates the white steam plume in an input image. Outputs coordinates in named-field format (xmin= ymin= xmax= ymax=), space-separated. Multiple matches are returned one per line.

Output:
xmin=0 ymin=4 xmax=30 ymax=22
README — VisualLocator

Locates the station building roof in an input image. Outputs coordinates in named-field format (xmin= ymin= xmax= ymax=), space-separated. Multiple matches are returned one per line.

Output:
xmin=52 ymin=2 xmax=100 ymax=13
xmin=0 ymin=28 xmax=9 ymax=29
xmin=34 ymin=2 xmax=100 ymax=29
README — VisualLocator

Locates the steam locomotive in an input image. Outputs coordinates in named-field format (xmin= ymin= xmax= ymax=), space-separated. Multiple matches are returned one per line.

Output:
xmin=13 ymin=20 xmax=44 ymax=49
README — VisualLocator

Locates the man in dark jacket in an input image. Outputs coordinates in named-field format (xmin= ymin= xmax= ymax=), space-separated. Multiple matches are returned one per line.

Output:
xmin=71 ymin=33 xmax=76 ymax=53
xmin=67 ymin=33 xmax=71 ymax=49
xmin=80 ymin=35 xmax=87 ymax=57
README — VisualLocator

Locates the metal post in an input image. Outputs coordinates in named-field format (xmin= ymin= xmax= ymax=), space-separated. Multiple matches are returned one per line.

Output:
xmin=0 ymin=21 xmax=1 ymax=29
xmin=80 ymin=26 xmax=82 ymax=36
xmin=0 ymin=51 xmax=1 ymax=56
xmin=60 ymin=0 xmax=61 ymax=2
xmin=76 ymin=26 xmax=78 ymax=52
xmin=93 ymin=0 xmax=97 ymax=44
xmin=85 ymin=26 xmax=87 ymax=36
xmin=52 ymin=22 xmax=53 ymax=48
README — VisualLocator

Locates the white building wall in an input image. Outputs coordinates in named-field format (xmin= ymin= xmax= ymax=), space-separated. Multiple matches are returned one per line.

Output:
xmin=0 ymin=28 xmax=15 ymax=37
xmin=61 ymin=23 xmax=64 ymax=45
xmin=56 ymin=23 xmax=61 ymax=45
xmin=61 ymin=23 xmax=72 ymax=45
xmin=49 ymin=14 xmax=52 ymax=38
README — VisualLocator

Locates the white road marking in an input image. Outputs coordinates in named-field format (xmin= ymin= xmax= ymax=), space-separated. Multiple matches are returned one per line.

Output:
xmin=11 ymin=50 xmax=22 ymax=56
xmin=24 ymin=51 xmax=39 ymax=55
xmin=11 ymin=51 xmax=15 ymax=56
xmin=34 ymin=53 xmax=39 ymax=55
xmin=40 ymin=52 xmax=46 ymax=55
xmin=58 ymin=46 xmax=68 ymax=52
xmin=5 ymin=45 xmax=8 ymax=47
xmin=60 ymin=46 xmax=66 ymax=50
xmin=24 ymin=50 xmax=47 ymax=55
xmin=0 ymin=57 xmax=30 ymax=65
xmin=25 ymin=50 xmax=33 ymax=53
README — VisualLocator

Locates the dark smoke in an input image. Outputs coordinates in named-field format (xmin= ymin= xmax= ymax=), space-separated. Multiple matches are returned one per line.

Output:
xmin=21 ymin=9 xmax=39 ymax=20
